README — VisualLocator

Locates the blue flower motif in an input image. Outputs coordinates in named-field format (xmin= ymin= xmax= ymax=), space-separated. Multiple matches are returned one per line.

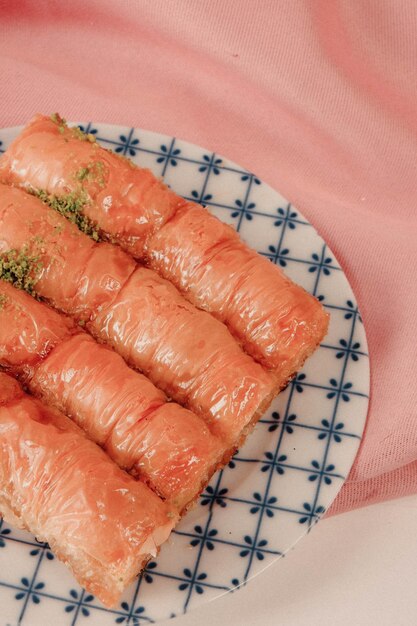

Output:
xmin=190 ymin=526 xmax=218 ymax=550
xmin=267 ymin=411 xmax=297 ymax=433
xmin=77 ymin=124 xmax=98 ymax=135
xmin=336 ymin=339 xmax=362 ymax=361
xmin=293 ymin=372 xmax=306 ymax=393
xmin=284 ymin=413 xmax=297 ymax=433
xmin=298 ymin=503 xmax=325 ymax=524
xmin=200 ymin=485 xmax=228 ymax=507
xmin=64 ymin=589 xmax=94 ymax=616
xmin=274 ymin=206 xmax=298 ymax=228
xmin=190 ymin=189 xmax=213 ymax=204
xmin=115 ymin=134 xmax=140 ymax=156
xmin=308 ymin=461 xmax=336 ymax=485
xmin=15 ymin=578 xmax=45 ymax=604
xmin=239 ymin=536 xmax=268 ymax=560
xmin=327 ymin=379 xmax=353 ymax=402
xmin=318 ymin=419 xmax=345 ymax=442
xmin=30 ymin=541 xmax=54 ymax=560
xmin=308 ymin=459 xmax=321 ymax=481
xmin=178 ymin=569 xmax=207 ymax=594
xmin=157 ymin=144 xmax=181 ymax=166
xmin=268 ymin=411 xmax=280 ymax=432
xmin=116 ymin=602 xmax=146 ymax=624
xmin=241 ymin=173 xmax=261 ymax=184
xmin=308 ymin=253 xmax=333 ymax=275
xmin=268 ymin=246 xmax=289 ymax=267
xmin=261 ymin=452 xmax=287 ymax=474
xmin=345 ymin=299 xmax=363 ymax=323
xmin=230 ymin=200 xmax=242 ymax=218
xmin=323 ymin=464 xmax=336 ymax=485
xmin=231 ymin=199 xmax=256 ymax=220
xmin=0 ymin=527 xmax=11 ymax=547
xmin=143 ymin=560 xmax=157 ymax=584
xmin=250 ymin=492 xmax=277 ymax=517
xmin=199 ymin=154 xmax=222 ymax=174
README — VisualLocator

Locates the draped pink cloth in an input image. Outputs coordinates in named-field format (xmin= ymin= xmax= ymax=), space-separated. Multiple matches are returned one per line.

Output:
xmin=0 ymin=0 xmax=416 ymax=514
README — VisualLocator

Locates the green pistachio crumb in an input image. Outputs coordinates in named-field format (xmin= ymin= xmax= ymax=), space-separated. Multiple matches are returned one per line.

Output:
xmin=75 ymin=161 xmax=106 ymax=188
xmin=0 ymin=294 xmax=9 ymax=310
xmin=71 ymin=126 xmax=86 ymax=141
xmin=70 ymin=125 xmax=96 ymax=143
xmin=75 ymin=167 xmax=90 ymax=182
xmin=78 ymin=319 xmax=86 ymax=327
xmin=50 ymin=113 xmax=67 ymax=129
xmin=51 ymin=113 xmax=62 ymax=125
xmin=34 ymin=189 xmax=101 ymax=242
xmin=0 ymin=246 xmax=42 ymax=296
xmin=94 ymin=160 xmax=105 ymax=174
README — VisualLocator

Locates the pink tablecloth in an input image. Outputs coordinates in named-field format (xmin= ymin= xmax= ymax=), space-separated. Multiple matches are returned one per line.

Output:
xmin=0 ymin=0 xmax=416 ymax=515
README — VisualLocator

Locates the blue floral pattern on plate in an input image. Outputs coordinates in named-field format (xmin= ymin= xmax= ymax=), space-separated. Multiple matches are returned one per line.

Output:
xmin=0 ymin=123 xmax=370 ymax=626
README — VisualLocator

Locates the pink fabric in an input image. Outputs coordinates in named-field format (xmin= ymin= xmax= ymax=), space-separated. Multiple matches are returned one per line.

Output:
xmin=0 ymin=0 xmax=416 ymax=515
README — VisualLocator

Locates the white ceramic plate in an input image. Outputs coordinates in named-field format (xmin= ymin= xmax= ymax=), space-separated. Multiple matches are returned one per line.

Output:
xmin=0 ymin=123 xmax=369 ymax=626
